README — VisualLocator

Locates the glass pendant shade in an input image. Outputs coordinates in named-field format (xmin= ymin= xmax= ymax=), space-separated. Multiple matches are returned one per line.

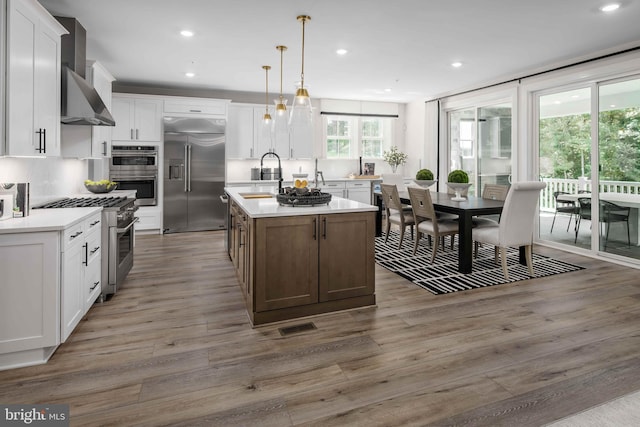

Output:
xmin=290 ymin=87 xmax=312 ymax=127
xmin=273 ymin=98 xmax=288 ymax=135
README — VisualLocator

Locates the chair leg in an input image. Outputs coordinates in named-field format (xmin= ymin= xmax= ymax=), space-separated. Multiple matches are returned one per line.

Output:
xmin=473 ymin=241 xmax=478 ymax=258
xmin=413 ymin=231 xmax=421 ymax=255
xmin=551 ymin=212 xmax=557 ymax=233
xmin=566 ymin=214 xmax=572 ymax=232
xmin=525 ymin=245 xmax=534 ymax=277
xmin=500 ymin=247 xmax=509 ymax=280
xmin=494 ymin=246 xmax=499 ymax=264
xmin=384 ymin=220 xmax=391 ymax=244
xmin=398 ymin=226 xmax=405 ymax=249
xmin=430 ymin=235 xmax=439 ymax=264
xmin=450 ymin=235 xmax=455 ymax=249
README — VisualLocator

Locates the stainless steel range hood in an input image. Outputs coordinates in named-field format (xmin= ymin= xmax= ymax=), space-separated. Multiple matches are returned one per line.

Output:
xmin=57 ymin=17 xmax=115 ymax=126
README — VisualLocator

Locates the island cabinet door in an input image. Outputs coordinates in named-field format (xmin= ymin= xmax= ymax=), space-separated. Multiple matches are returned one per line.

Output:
xmin=254 ymin=216 xmax=319 ymax=311
xmin=318 ymin=212 xmax=375 ymax=302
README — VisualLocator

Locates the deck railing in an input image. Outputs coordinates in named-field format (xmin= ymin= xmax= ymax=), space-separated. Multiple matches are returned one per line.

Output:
xmin=540 ymin=178 xmax=640 ymax=211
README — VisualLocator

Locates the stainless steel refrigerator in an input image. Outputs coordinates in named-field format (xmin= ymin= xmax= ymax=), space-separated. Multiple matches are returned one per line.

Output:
xmin=163 ymin=116 xmax=226 ymax=233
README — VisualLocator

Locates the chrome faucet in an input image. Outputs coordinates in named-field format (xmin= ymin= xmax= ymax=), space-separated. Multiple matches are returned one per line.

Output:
xmin=260 ymin=150 xmax=283 ymax=194
xmin=314 ymin=158 xmax=325 ymax=186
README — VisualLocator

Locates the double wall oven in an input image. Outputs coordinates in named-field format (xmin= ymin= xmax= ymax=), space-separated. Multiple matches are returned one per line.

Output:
xmin=110 ymin=145 xmax=158 ymax=206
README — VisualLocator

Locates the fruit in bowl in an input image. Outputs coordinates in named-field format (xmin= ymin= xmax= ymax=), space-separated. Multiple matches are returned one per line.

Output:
xmin=84 ymin=179 xmax=118 ymax=194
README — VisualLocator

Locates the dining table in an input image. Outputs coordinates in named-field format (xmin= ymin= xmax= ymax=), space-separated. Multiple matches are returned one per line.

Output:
xmin=375 ymin=190 xmax=526 ymax=273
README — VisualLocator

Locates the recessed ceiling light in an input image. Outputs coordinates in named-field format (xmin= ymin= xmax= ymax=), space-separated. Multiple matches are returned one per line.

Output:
xmin=610 ymin=104 xmax=617 ymax=108
xmin=185 ymin=72 xmax=195 ymax=78
xmin=384 ymin=88 xmax=392 ymax=92
xmin=451 ymin=62 xmax=462 ymax=68
xmin=180 ymin=30 xmax=194 ymax=37
xmin=336 ymin=48 xmax=348 ymax=55
xmin=600 ymin=3 xmax=620 ymax=12
xmin=554 ymin=100 xmax=562 ymax=105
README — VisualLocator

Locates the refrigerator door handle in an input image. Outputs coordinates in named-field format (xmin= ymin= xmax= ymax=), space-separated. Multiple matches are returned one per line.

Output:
xmin=184 ymin=145 xmax=189 ymax=192
xmin=187 ymin=145 xmax=192 ymax=192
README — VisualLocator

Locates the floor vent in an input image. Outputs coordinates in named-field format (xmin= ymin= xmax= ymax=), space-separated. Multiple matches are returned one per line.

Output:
xmin=278 ymin=322 xmax=317 ymax=336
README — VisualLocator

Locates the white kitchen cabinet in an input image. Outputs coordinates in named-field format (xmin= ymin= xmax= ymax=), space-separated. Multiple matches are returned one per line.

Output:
xmin=135 ymin=206 xmax=161 ymax=233
xmin=289 ymin=124 xmax=314 ymax=159
xmin=164 ymin=97 xmax=228 ymax=116
xmin=0 ymin=231 xmax=60 ymax=369
xmin=61 ymin=61 xmax=115 ymax=158
xmin=227 ymin=104 xmax=289 ymax=160
xmin=319 ymin=181 xmax=346 ymax=198
xmin=61 ymin=212 xmax=102 ymax=342
xmin=4 ymin=0 xmax=66 ymax=157
xmin=345 ymin=181 xmax=372 ymax=204
xmin=112 ymin=95 xmax=162 ymax=142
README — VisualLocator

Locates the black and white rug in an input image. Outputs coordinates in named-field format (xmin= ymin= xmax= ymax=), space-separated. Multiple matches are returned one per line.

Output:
xmin=375 ymin=230 xmax=584 ymax=295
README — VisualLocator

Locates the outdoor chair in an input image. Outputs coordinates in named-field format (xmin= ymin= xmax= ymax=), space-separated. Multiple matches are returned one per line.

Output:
xmin=381 ymin=184 xmax=415 ymax=248
xmin=472 ymin=181 xmax=546 ymax=280
xmin=550 ymin=191 xmax=579 ymax=233
xmin=575 ymin=197 xmax=630 ymax=248
xmin=408 ymin=187 xmax=459 ymax=262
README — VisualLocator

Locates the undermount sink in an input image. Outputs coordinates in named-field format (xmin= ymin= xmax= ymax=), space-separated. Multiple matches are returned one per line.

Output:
xmin=239 ymin=192 xmax=274 ymax=199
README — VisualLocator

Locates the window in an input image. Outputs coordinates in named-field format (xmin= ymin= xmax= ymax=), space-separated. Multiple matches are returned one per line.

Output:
xmin=326 ymin=117 xmax=352 ymax=158
xmin=324 ymin=115 xmax=394 ymax=159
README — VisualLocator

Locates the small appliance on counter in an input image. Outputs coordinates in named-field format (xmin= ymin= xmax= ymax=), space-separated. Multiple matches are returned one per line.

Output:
xmin=0 ymin=195 xmax=13 ymax=220
xmin=0 ymin=183 xmax=30 ymax=218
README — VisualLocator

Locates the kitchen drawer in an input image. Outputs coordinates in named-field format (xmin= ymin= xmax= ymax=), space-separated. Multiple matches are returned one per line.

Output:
xmin=346 ymin=181 xmax=370 ymax=189
xmin=320 ymin=181 xmax=346 ymax=190
xmin=63 ymin=223 xmax=85 ymax=249
xmin=164 ymin=98 xmax=227 ymax=116
xmin=85 ymin=226 xmax=102 ymax=267
xmin=84 ymin=264 xmax=101 ymax=311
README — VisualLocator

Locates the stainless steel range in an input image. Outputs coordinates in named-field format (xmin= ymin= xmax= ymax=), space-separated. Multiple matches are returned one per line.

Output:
xmin=33 ymin=196 xmax=138 ymax=299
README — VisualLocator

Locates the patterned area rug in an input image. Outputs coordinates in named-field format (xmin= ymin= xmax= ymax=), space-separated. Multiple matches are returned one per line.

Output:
xmin=375 ymin=230 xmax=584 ymax=295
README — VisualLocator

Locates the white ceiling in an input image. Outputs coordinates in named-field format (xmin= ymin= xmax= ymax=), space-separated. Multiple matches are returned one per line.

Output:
xmin=38 ymin=0 xmax=640 ymax=104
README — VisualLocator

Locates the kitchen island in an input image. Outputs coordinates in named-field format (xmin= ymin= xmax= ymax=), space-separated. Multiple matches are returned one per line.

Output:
xmin=225 ymin=186 xmax=378 ymax=326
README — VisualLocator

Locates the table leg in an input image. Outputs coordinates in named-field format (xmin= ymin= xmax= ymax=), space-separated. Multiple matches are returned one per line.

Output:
xmin=519 ymin=246 xmax=526 ymax=265
xmin=458 ymin=212 xmax=473 ymax=273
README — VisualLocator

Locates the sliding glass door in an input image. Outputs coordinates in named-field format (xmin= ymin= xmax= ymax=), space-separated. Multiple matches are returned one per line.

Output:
xmin=538 ymin=76 xmax=640 ymax=263
xmin=448 ymin=103 xmax=512 ymax=196
xmin=598 ymin=77 xmax=640 ymax=260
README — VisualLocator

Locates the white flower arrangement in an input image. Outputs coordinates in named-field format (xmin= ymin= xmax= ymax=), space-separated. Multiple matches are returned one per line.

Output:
xmin=382 ymin=146 xmax=408 ymax=171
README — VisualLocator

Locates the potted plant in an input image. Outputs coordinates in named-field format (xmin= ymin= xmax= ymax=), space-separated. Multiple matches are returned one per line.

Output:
xmin=446 ymin=169 xmax=471 ymax=201
xmin=382 ymin=146 xmax=408 ymax=173
xmin=414 ymin=169 xmax=435 ymax=187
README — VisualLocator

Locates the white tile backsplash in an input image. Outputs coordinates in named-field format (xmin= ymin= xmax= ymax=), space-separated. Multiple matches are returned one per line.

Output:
xmin=0 ymin=157 xmax=88 ymax=205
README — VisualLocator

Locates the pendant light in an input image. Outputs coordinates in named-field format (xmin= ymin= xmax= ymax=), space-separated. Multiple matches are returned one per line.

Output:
xmin=273 ymin=45 xmax=289 ymax=139
xmin=290 ymin=15 xmax=312 ymax=128
xmin=261 ymin=65 xmax=273 ymax=146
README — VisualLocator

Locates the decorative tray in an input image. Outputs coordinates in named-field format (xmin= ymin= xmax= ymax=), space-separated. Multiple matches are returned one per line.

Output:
xmin=276 ymin=192 xmax=332 ymax=207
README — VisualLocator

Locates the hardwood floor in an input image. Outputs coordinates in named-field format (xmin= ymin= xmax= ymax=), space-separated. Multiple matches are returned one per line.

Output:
xmin=1 ymin=230 xmax=640 ymax=426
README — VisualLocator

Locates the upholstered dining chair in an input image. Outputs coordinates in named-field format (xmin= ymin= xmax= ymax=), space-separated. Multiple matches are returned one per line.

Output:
xmin=408 ymin=187 xmax=459 ymax=262
xmin=473 ymin=184 xmax=510 ymax=228
xmin=380 ymin=184 xmax=415 ymax=248
xmin=472 ymin=181 xmax=546 ymax=280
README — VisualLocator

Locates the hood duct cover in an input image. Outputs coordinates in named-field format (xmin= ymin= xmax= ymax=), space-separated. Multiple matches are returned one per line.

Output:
xmin=57 ymin=17 xmax=115 ymax=126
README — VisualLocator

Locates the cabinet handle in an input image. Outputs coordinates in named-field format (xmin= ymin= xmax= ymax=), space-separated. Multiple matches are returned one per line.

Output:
xmin=102 ymin=141 xmax=108 ymax=156
xmin=322 ymin=217 xmax=327 ymax=239
xmin=83 ymin=243 xmax=89 ymax=266
xmin=90 ymin=220 xmax=101 ymax=227
xmin=90 ymin=281 xmax=100 ymax=291
xmin=250 ymin=148 xmax=254 ymax=158
xmin=90 ymin=246 xmax=100 ymax=255
xmin=35 ymin=129 xmax=43 ymax=153
xmin=130 ymin=129 xmax=134 ymax=140
xmin=42 ymin=128 xmax=46 ymax=153
xmin=313 ymin=218 xmax=317 ymax=240
xmin=70 ymin=231 xmax=83 ymax=240
xmin=136 ymin=129 xmax=139 ymax=140
xmin=189 ymin=109 xmax=202 ymax=113
xmin=290 ymin=148 xmax=293 ymax=158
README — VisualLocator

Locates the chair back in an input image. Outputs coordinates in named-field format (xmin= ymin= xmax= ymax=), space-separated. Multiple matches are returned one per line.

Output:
xmin=577 ymin=197 xmax=592 ymax=220
xmin=382 ymin=173 xmax=405 ymax=191
xmin=497 ymin=181 xmax=546 ymax=246
xmin=380 ymin=184 xmax=404 ymax=213
xmin=482 ymin=184 xmax=509 ymax=201
xmin=408 ymin=186 xmax=437 ymax=222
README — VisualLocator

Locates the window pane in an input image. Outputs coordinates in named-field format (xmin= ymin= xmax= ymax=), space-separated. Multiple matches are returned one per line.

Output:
xmin=362 ymin=139 xmax=382 ymax=157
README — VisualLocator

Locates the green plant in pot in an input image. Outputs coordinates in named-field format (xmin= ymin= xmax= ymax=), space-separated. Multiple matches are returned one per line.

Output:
xmin=446 ymin=169 xmax=471 ymax=201
xmin=414 ymin=169 xmax=435 ymax=187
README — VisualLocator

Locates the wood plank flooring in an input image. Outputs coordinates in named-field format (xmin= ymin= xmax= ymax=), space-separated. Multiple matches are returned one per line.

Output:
xmin=1 ymin=230 xmax=640 ymax=426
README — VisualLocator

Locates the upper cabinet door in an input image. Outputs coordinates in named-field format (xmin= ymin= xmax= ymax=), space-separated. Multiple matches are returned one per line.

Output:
xmin=111 ymin=96 xmax=162 ymax=143
xmin=5 ymin=0 xmax=65 ymax=157
xmin=227 ymin=104 xmax=256 ymax=159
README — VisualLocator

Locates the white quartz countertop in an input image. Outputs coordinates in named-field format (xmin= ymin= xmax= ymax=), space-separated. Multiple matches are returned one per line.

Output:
xmin=225 ymin=186 xmax=378 ymax=218
xmin=0 ymin=207 xmax=102 ymax=234
xmin=227 ymin=177 xmax=381 ymax=185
